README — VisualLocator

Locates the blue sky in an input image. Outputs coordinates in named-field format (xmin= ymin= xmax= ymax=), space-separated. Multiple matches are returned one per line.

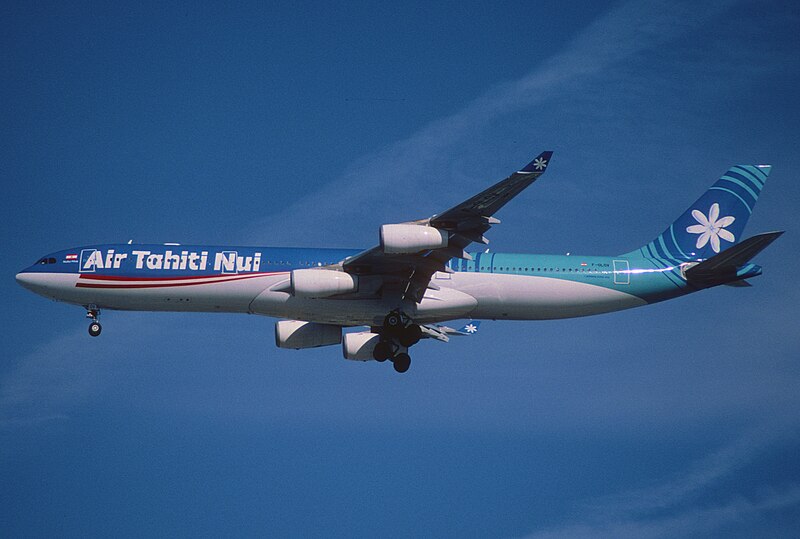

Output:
xmin=2 ymin=0 xmax=800 ymax=536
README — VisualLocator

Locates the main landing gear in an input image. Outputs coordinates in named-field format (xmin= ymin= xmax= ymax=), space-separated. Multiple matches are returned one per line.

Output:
xmin=373 ymin=311 xmax=422 ymax=373
xmin=86 ymin=305 xmax=102 ymax=337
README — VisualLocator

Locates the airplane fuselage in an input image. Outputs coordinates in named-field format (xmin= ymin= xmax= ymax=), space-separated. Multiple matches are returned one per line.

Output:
xmin=16 ymin=243 xmax=712 ymax=327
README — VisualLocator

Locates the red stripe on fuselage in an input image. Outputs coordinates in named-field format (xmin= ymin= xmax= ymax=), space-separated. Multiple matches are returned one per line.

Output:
xmin=75 ymin=272 xmax=287 ymax=289
xmin=78 ymin=271 xmax=283 ymax=281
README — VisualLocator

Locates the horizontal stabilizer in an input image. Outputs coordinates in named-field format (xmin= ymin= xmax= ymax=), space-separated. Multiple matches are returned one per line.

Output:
xmin=724 ymin=279 xmax=752 ymax=287
xmin=685 ymin=231 xmax=783 ymax=286
xmin=686 ymin=231 xmax=783 ymax=273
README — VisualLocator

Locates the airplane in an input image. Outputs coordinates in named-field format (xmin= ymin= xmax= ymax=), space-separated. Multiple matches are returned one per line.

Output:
xmin=16 ymin=151 xmax=783 ymax=373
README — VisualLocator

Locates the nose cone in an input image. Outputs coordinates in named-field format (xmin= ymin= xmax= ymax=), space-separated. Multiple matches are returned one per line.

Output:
xmin=17 ymin=265 xmax=78 ymax=303
xmin=16 ymin=271 xmax=39 ymax=292
xmin=16 ymin=270 xmax=57 ymax=297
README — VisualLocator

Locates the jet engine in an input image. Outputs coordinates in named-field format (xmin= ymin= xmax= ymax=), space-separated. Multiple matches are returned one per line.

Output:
xmin=342 ymin=331 xmax=382 ymax=361
xmin=291 ymin=268 xmax=358 ymax=298
xmin=275 ymin=320 xmax=342 ymax=349
xmin=380 ymin=224 xmax=448 ymax=254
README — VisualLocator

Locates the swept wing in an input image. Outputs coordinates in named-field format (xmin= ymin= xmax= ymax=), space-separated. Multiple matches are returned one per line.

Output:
xmin=340 ymin=151 xmax=553 ymax=302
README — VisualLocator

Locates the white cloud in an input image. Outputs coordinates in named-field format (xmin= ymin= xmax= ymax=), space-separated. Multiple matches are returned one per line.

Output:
xmin=523 ymin=421 xmax=800 ymax=538
xmin=0 ymin=328 xmax=125 ymax=428
xmin=525 ymin=487 xmax=800 ymax=539
xmin=246 ymin=0 xmax=739 ymax=246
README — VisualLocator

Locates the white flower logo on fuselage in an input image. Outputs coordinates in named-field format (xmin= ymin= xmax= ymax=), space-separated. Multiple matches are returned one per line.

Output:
xmin=686 ymin=203 xmax=735 ymax=253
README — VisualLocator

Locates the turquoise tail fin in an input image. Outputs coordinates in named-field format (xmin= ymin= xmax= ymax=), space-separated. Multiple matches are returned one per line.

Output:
xmin=624 ymin=164 xmax=772 ymax=261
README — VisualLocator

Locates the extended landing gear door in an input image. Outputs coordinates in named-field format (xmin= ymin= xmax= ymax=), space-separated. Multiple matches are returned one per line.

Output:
xmin=613 ymin=259 xmax=630 ymax=285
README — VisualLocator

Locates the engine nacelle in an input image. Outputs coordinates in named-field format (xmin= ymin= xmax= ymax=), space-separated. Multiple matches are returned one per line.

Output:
xmin=275 ymin=320 xmax=342 ymax=349
xmin=380 ymin=224 xmax=448 ymax=254
xmin=291 ymin=268 xmax=358 ymax=298
xmin=342 ymin=331 xmax=382 ymax=361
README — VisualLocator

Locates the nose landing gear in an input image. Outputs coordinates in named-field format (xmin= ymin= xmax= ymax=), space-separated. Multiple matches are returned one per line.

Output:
xmin=86 ymin=305 xmax=102 ymax=337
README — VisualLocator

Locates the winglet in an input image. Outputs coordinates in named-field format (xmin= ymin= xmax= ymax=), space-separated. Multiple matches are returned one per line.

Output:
xmin=422 ymin=320 xmax=482 ymax=341
xmin=519 ymin=151 xmax=554 ymax=174
xmin=456 ymin=321 xmax=481 ymax=335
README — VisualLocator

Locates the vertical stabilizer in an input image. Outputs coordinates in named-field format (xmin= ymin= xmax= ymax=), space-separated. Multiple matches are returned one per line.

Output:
xmin=624 ymin=164 xmax=771 ymax=261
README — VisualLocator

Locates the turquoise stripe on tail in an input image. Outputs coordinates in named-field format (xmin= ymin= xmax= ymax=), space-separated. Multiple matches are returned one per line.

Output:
xmin=624 ymin=164 xmax=771 ymax=261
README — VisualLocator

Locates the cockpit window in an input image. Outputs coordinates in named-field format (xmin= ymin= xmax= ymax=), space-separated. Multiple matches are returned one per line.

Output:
xmin=37 ymin=257 xmax=57 ymax=265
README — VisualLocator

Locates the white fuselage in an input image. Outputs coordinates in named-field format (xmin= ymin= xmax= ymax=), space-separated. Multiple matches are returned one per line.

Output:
xmin=16 ymin=268 xmax=648 ymax=327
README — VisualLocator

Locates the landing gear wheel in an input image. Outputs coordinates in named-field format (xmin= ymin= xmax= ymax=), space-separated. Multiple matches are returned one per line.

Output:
xmin=384 ymin=312 xmax=404 ymax=335
xmin=392 ymin=353 xmax=411 ymax=373
xmin=373 ymin=341 xmax=392 ymax=362
xmin=398 ymin=324 xmax=422 ymax=347
xmin=85 ymin=305 xmax=101 ymax=337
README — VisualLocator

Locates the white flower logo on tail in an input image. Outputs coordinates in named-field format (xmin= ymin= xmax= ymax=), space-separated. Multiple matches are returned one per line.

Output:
xmin=686 ymin=203 xmax=735 ymax=253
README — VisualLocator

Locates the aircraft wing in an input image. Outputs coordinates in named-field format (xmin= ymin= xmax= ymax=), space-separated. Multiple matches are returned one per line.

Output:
xmin=340 ymin=151 xmax=553 ymax=302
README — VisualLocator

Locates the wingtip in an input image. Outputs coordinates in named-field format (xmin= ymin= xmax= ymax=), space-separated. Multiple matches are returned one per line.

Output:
xmin=457 ymin=321 xmax=481 ymax=335
xmin=519 ymin=151 xmax=554 ymax=173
